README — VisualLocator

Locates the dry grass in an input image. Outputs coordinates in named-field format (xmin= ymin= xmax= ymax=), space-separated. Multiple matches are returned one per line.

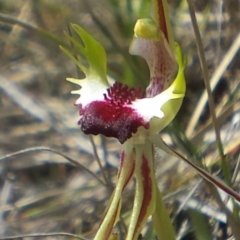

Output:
xmin=0 ymin=0 xmax=239 ymax=239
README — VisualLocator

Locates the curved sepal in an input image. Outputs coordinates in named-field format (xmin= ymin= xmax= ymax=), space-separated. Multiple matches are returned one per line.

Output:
xmin=60 ymin=24 xmax=110 ymax=108
xmin=152 ymin=0 xmax=174 ymax=49
xmin=62 ymin=24 xmax=108 ymax=82
xmin=153 ymin=187 xmax=176 ymax=240
xmin=93 ymin=143 xmax=135 ymax=240
xmin=126 ymin=140 xmax=157 ymax=240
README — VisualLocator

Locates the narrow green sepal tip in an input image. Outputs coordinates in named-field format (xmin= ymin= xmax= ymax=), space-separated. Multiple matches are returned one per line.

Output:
xmin=61 ymin=24 xmax=108 ymax=83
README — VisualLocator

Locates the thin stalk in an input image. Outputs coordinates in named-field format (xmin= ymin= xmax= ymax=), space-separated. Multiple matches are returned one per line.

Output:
xmin=0 ymin=232 xmax=86 ymax=240
xmin=0 ymin=146 xmax=106 ymax=187
xmin=186 ymin=0 xmax=231 ymax=185
xmin=0 ymin=13 xmax=70 ymax=49
xmin=151 ymin=135 xmax=240 ymax=202
xmin=89 ymin=136 xmax=112 ymax=191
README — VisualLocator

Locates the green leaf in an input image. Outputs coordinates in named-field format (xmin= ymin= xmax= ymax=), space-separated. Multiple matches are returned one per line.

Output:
xmin=189 ymin=209 xmax=212 ymax=240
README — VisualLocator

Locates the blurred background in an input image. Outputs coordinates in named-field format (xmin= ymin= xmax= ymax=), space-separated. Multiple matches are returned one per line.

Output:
xmin=0 ymin=0 xmax=239 ymax=239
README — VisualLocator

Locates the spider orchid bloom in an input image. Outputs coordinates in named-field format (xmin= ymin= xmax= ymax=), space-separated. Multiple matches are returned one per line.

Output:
xmin=62 ymin=0 xmax=186 ymax=239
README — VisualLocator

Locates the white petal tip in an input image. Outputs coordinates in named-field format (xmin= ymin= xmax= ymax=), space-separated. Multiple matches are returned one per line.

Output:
xmin=66 ymin=78 xmax=81 ymax=85
xmin=155 ymin=111 xmax=164 ymax=119
xmin=71 ymin=89 xmax=81 ymax=95
xmin=74 ymin=98 xmax=82 ymax=105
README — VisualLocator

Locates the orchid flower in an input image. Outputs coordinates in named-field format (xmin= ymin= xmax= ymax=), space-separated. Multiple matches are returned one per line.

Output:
xmin=61 ymin=0 xmax=186 ymax=239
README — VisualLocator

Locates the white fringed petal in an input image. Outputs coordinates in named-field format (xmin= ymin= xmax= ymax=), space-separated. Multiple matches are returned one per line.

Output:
xmin=67 ymin=76 xmax=109 ymax=107
xmin=129 ymin=84 xmax=184 ymax=144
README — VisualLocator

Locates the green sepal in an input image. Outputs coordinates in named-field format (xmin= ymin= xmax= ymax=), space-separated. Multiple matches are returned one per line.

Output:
xmin=172 ymin=42 xmax=187 ymax=95
xmin=61 ymin=24 xmax=108 ymax=83
xmin=152 ymin=0 xmax=174 ymax=50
